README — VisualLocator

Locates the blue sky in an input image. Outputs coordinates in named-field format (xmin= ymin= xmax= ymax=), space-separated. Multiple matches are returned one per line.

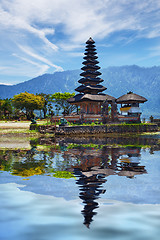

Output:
xmin=0 ymin=0 xmax=160 ymax=85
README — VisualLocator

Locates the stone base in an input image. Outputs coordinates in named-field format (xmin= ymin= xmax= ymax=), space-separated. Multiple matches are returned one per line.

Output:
xmin=36 ymin=123 xmax=158 ymax=135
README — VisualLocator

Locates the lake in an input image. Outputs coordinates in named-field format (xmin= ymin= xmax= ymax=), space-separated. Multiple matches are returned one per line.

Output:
xmin=0 ymin=134 xmax=160 ymax=240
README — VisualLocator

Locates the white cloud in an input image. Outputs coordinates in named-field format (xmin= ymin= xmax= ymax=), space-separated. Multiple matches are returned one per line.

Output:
xmin=1 ymin=0 xmax=160 ymax=45
xmin=0 ymin=66 xmax=8 ymax=71
xmin=12 ymin=53 xmax=50 ymax=76
xmin=148 ymin=45 xmax=160 ymax=58
xmin=0 ymin=0 xmax=160 ymax=82
xmin=17 ymin=45 xmax=63 ymax=71
xmin=0 ymin=82 xmax=13 ymax=85
xmin=59 ymin=43 xmax=83 ymax=51
xmin=68 ymin=52 xmax=84 ymax=57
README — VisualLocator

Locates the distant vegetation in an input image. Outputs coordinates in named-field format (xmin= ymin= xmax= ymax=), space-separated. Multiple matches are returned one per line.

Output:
xmin=0 ymin=92 xmax=75 ymax=120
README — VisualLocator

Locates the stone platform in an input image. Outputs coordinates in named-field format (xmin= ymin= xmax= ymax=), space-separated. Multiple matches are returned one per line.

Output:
xmin=33 ymin=123 xmax=158 ymax=136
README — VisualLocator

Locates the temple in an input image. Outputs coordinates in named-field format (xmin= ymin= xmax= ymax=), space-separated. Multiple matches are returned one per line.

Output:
xmin=64 ymin=37 xmax=147 ymax=123
xmin=67 ymin=37 xmax=115 ymax=122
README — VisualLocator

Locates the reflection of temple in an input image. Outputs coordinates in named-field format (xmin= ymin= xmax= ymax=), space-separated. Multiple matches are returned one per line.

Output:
xmin=62 ymin=145 xmax=147 ymax=227
xmin=74 ymin=168 xmax=106 ymax=228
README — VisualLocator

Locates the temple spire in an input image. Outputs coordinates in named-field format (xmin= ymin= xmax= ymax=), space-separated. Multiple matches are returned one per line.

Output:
xmin=75 ymin=37 xmax=107 ymax=94
xmin=67 ymin=37 xmax=116 ymax=115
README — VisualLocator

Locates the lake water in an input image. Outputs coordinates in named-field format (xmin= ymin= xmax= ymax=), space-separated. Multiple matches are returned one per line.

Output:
xmin=0 ymin=135 xmax=160 ymax=240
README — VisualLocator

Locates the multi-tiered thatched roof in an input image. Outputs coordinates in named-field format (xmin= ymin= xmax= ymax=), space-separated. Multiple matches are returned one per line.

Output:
xmin=68 ymin=37 xmax=115 ymax=104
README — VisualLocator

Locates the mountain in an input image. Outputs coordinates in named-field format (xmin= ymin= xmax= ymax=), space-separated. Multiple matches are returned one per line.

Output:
xmin=0 ymin=65 xmax=160 ymax=117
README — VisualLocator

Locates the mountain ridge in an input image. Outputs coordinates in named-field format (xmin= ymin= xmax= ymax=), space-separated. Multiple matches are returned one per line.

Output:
xmin=0 ymin=65 xmax=160 ymax=117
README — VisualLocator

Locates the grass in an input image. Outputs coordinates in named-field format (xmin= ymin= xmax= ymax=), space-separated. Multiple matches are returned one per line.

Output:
xmin=66 ymin=142 xmax=158 ymax=150
xmin=0 ymin=128 xmax=40 ymax=136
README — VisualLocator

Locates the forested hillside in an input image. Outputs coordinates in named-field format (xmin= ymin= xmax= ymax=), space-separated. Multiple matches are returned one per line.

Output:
xmin=0 ymin=65 xmax=159 ymax=117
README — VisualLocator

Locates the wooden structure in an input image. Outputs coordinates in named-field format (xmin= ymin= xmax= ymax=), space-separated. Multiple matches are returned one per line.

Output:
xmin=116 ymin=91 xmax=147 ymax=123
xmin=67 ymin=37 xmax=115 ymax=122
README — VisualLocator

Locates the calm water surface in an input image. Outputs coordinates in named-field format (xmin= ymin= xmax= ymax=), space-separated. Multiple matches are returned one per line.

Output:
xmin=0 ymin=135 xmax=160 ymax=240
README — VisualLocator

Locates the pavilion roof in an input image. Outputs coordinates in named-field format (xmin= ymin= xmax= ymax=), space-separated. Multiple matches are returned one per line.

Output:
xmin=67 ymin=93 xmax=116 ymax=103
xmin=116 ymin=92 xmax=147 ymax=103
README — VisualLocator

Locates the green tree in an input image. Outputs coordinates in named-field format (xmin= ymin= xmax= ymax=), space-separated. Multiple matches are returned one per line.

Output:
xmin=0 ymin=98 xmax=13 ymax=119
xmin=51 ymin=92 xmax=76 ymax=115
xmin=12 ymin=92 xmax=45 ymax=119
xmin=37 ymin=93 xmax=53 ymax=118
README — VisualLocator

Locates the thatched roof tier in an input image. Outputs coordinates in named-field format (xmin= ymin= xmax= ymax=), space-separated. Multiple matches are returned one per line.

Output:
xmin=81 ymin=65 xmax=100 ymax=71
xmin=67 ymin=93 xmax=115 ymax=104
xmin=83 ymin=55 xmax=98 ymax=60
xmin=116 ymin=92 xmax=147 ymax=103
xmin=84 ymin=51 xmax=97 ymax=56
xmin=78 ymin=77 xmax=103 ymax=84
xmin=75 ymin=84 xmax=107 ymax=93
xmin=85 ymin=47 xmax=96 ymax=52
xmin=85 ymin=45 xmax=96 ymax=50
xmin=86 ymin=37 xmax=95 ymax=44
xmin=80 ymin=70 xmax=102 ymax=77
xmin=82 ymin=60 xmax=99 ymax=65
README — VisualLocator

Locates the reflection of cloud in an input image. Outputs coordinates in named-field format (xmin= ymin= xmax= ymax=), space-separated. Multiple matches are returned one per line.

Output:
xmin=0 ymin=182 xmax=160 ymax=240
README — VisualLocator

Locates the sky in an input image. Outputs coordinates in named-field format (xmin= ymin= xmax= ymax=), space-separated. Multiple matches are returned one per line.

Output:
xmin=0 ymin=0 xmax=160 ymax=85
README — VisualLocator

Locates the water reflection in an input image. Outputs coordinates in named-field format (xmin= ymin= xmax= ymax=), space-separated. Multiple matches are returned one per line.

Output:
xmin=74 ymin=168 xmax=106 ymax=228
xmin=65 ymin=146 xmax=147 ymax=227
xmin=0 ymin=143 xmax=149 ymax=227
xmin=0 ymin=134 xmax=159 ymax=227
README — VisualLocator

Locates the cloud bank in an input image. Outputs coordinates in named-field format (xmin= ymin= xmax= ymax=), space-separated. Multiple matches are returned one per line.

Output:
xmin=0 ymin=0 xmax=160 ymax=83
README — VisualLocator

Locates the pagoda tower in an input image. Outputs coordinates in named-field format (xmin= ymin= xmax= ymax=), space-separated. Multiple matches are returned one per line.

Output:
xmin=67 ymin=37 xmax=115 ymax=115
xmin=76 ymin=37 xmax=106 ymax=95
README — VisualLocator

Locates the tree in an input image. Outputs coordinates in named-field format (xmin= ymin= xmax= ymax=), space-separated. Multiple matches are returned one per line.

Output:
xmin=37 ymin=93 xmax=52 ymax=118
xmin=12 ymin=92 xmax=45 ymax=119
xmin=51 ymin=92 xmax=76 ymax=115
xmin=0 ymin=98 xmax=13 ymax=119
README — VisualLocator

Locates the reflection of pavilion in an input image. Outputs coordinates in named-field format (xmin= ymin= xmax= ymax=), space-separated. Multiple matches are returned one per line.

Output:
xmin=63 ymin=145 xmax=147 ymax=228
xmin=118 ymin=147 xmax=146 ymax=178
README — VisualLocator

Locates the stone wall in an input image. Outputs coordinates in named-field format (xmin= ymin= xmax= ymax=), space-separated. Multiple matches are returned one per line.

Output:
xmin=34 ymin=123 xmax=158 ymax=135
xmin=153 ymin=119 xmax=160 ymax=127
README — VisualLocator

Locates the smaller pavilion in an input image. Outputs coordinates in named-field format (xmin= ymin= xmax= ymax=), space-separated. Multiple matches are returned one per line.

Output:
xmin=116 ymin=91 xmax=147 ymax=122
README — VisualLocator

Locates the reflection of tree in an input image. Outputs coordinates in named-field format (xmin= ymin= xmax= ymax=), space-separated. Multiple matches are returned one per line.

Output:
xmin=0 ymin=150 xmax=13 ymax=171
xmin=74 ymin=168 xmax=106 ymax=228
xmin=12 ymin=148 xmax=46 ymax=177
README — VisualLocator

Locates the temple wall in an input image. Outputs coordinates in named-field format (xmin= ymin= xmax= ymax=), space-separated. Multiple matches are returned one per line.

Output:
xmin=50 ymin=115 xmax=103 ymax=123
xmin=34 ymin=123 xmax=158 ymax=135
xmin=50 ymin=114 xmax=143 ymax=124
